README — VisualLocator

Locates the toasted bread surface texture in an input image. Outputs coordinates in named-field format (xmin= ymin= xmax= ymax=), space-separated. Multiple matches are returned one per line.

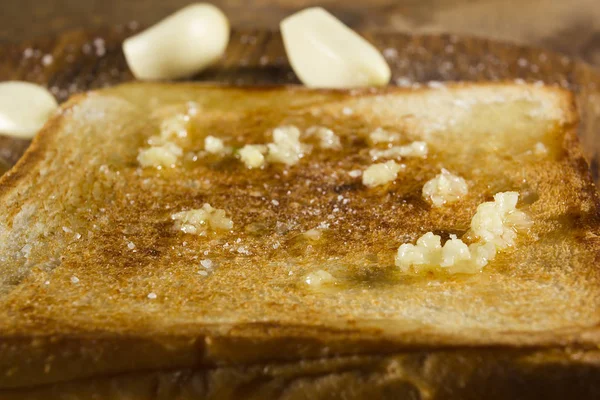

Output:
xmin=0 ymin=82 xmax=599 ymax=391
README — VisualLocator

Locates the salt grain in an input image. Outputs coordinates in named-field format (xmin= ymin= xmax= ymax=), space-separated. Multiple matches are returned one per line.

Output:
xmin=318 ymin=221 xmax=330 ymax=229
xmin=147 ymin=292 xmax=157 ymax=299
xmin=94 ymin=38 xmax=106 ymax=57
xmin=383 ymin=48 xmax=398 ymax=59
xmin=70 ymin=276 xmax=79 ymax=284
xmin=41 ymin=54 xmax=54 ymax=66
xmin=534 ymin=142 xmax=548 ymax=156
xmin=395 ymin=77 xmax=412 ymax=87
xmin=127 ymin=241 xmax=136 ymax=250
xmin=200 ymin=259 xmax=213 ymax=269
xmin=237 ymin=246 xmax=251 ymax=255
xmin=427 ymin=81 xmax=445 ymax=89
xmin=198 ymin=270 xmax=209 ymax=276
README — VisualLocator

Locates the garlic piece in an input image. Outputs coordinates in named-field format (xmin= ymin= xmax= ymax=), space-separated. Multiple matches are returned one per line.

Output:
xmin=280 ymin=7 xmax=390 ymax=88
xmin=204 ymin=135 xmax=225 ymax=154
xmin=123 ymin=3 xmax=230 ymax=80
xmin=304 ymin=270 xmax=335 ymax=287
xmin=422 ymin=169 xmax=468 ymax=207
xmin=0 ymin=81 xmax=58 ymax=138
xmin=171 ymin=204 xmax=233 ymax=234
xmin=362 ymin=160 xmax=403 ymax=187
xmin=395 ymin=192 xmax=531 ymax=274
xmin=239 ymin=144 xmax=267 ymax=169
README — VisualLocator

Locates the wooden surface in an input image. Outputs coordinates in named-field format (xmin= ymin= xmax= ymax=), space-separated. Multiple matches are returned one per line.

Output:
xmin=0 ymin=19 xmax=600 ymax=182
xmin=2 ymin=0 xmax=600 ymax=67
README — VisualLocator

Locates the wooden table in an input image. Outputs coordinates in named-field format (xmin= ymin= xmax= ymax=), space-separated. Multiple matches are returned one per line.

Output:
xmin=2 ymin=0 xmax=600 ymax=67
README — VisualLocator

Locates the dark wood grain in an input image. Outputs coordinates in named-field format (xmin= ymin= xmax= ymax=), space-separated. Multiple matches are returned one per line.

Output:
xmin=1 ymin=27 xmax=600 ymax=183
xmin=2 ymin=0 xmax=600 ymax=66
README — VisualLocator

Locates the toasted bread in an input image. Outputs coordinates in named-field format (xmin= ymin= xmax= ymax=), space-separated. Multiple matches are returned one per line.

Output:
xmin=1 ymin=82 xmax=599 ymax=398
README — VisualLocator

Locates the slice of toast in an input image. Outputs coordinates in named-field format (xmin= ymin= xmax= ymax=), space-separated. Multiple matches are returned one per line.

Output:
xmin=0 ymin=82 xmax=599 ymax=397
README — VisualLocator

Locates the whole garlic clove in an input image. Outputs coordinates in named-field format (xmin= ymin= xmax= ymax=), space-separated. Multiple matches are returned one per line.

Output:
xmin=0 ymin=81 xmax=58 ymax=139
xmin=123 ymin=3 xmax=230 ymax=80
xmin=280 ymin=7 xmax=391 ymax=88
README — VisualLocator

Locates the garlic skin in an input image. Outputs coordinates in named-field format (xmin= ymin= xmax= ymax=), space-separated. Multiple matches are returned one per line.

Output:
xmin=280 ymin=7 xmax=391 ymax=88
xmin=123 ymin=3 xmax=230 ymax=80
xmin=0 ymin=81 xmax=58 ymax=139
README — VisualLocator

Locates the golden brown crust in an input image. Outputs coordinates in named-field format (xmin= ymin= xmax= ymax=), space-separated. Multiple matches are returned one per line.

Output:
xmin=0 ymin=82 xmax=599 ymax=392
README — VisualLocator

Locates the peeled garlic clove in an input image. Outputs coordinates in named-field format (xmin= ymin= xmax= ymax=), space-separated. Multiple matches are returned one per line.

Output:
xmin=281 ymin=7 xmax=391 ymax=88
xmin=123 ymin=3 xmax=230 ymax=80
xmin=0 ymin=81 xmax=58 ymax=139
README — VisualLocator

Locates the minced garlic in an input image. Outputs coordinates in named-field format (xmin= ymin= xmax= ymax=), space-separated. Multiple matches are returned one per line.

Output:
xmin=368 ymin=127 xmax=399 ymax=145
xmin=306 ymin=126 xmax=341 ymax=149
xmin=171 ymin=203 xmax=233 ymax=235
xmin=369 ymin=141 xmax=428 ymax=160
xmin=267 ymin=125 xmax=306 ymax=166
xmin=534 ymin=142 xmax=548 ymax=156
xmin=137 ymin=142 xmax=182 ymax=167
xmin=236 ymin=124 xmax=340 ymax=169
xmin=395 ymin=233 xmax=496 ymax=274
xmin=138 ymin=113 xmax=190 ymax=168
xmin=204 ymin=135 xmax=225 ymax=154
xmin=470 ymin=191 xmax=532 ymax=249
xmin=395 ymin=232 xmax=442 ymax=271
xmin=395 ymin=192 xmax=531 ymax=274
xmin=160 ymin=113 xmax=189 ymax=139
xmin=362 ymin=160 xmax=403 ymax=187
xmin=304 ymin=269 xmax=335 ymax=287
xmin=239 ymin=144 xmax=267 ymax=168
xmin=422 ymin=169 xmax=468 ymax=207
